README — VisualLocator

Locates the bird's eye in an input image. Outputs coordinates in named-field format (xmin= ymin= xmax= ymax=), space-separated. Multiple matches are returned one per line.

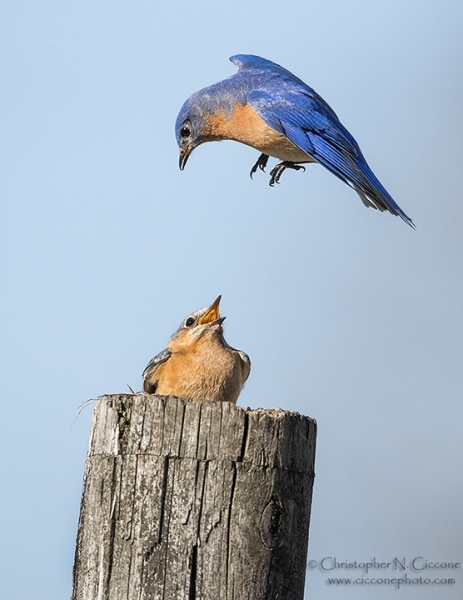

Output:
xmin=185 ymin=317 xmax=195 ymax=327
xmin=180 ymin=125 xmax=191 ymax=138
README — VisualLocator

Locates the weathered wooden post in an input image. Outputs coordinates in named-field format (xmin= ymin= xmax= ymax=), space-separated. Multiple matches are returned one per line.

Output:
xmin=72 ymin=394 xmax=316 ymax=599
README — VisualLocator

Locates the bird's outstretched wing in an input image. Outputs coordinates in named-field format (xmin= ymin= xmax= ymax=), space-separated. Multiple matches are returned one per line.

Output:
xmin=142 ymin=348 xmax=172 ymax=393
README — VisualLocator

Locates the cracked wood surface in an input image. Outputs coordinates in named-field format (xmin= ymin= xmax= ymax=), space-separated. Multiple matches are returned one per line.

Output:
xmin=72 ymin=395 xmax=317 ymax=600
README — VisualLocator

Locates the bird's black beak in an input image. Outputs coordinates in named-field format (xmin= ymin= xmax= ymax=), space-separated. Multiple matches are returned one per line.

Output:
xmin=179 ymin=146 xmax=192 ymax=171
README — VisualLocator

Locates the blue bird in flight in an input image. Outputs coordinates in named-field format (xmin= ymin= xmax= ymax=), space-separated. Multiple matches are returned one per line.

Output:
xmin=175 ymin=54 xmax=414 ymax=228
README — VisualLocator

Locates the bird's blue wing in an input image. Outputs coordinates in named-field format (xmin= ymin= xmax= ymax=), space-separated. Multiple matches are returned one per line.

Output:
xmin=249 ymin=88 xmax=359 ymax=155
xmin=247 ymin=88 xmax=414 ymax=227
xmin=142 ymin=348 xmax=172 ymax=379
xmin=231 ymin=54 xmax=288 ymax=73
xmin=231 ymin=54 xmax=343 ymax=122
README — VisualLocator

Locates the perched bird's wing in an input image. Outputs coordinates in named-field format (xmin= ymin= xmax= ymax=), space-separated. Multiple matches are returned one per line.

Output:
xmin=142 ymin=348 xmax=172 ymax=393
xmin=237 ymin=350 xmax=251 ymax=384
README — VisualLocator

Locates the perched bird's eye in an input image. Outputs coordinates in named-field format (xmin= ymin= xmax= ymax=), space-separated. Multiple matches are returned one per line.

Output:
xmin=180 ymin=124 xmax=191 ymax=138
xmin=185 ymin=317 xmax=195 ymax=327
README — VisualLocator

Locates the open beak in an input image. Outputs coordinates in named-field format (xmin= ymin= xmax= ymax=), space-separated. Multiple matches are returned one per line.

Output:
xmin=198 ymin=295 xmax=225 ymax=326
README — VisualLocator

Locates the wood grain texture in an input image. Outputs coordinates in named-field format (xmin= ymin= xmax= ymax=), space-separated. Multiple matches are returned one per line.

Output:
xmin=72 ymin=395 xmax=317 ymax=600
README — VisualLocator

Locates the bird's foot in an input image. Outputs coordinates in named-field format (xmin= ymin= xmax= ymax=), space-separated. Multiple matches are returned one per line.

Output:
xmin=269 ymin=162 xmax=306 ymax=186
xmin=250 ymin=153 xmax=269 ymax=178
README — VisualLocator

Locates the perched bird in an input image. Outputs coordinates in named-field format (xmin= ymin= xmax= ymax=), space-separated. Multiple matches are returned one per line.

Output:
xmin=143 ymin=296 xmax=250 ymax=404
xmin=176 ymin=54 xmax=414 ymax=228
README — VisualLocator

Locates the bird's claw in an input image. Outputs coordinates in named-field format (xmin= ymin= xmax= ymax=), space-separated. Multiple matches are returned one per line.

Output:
xmin=269 ymin=162 xmax=306 ymax=186
xmin=250 ymin=153 xmax=269 ymax=178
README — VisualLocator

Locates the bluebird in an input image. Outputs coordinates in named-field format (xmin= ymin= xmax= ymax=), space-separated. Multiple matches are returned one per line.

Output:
xmin=143 ymin=296 xmax=250 ymax=404
xmin=175 ymin=54 xmax=414 ymax=228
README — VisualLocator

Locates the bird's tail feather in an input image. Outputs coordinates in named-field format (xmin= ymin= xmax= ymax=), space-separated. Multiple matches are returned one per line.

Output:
xmin=311 ymin=135 xmax=415 ymax=228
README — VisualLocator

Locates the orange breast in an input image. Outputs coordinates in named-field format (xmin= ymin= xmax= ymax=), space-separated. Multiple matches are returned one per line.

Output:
xmin=152 ymin=338 xmax=244 ymax=404
xmin=207 ymin=102 xmax=313 ymax=163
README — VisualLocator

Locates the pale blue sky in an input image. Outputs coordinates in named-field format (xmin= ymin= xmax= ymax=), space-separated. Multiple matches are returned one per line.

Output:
xmin=1 ymin=1 xmax=462 ymax=598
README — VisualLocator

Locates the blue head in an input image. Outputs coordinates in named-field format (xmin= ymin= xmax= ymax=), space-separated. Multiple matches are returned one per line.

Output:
xmin=175 ymin=93 xmax=213 ymax=170
xmin=175 ymin=61 xmax=249 ymax=169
